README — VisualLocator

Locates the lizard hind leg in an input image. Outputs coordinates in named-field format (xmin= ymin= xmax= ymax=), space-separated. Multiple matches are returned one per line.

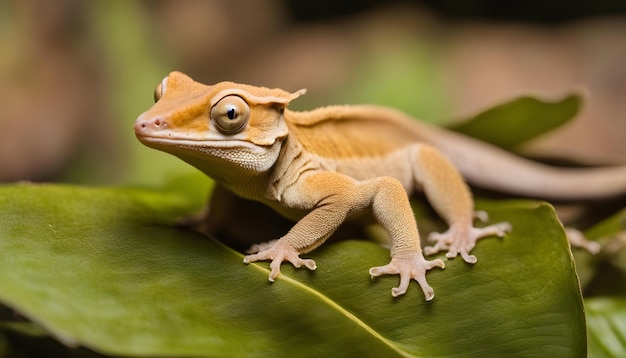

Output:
xmin=411 ymin=144 xmax=512 ymax=263
xmin=424 ymin=220 xmax=512 ymax=264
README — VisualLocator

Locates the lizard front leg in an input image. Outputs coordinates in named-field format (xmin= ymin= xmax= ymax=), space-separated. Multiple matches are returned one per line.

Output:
xmin=412 ymin=144 xmax=511 ymax=263
xmin=243 ymin=172 xmax=444 ymax=301
xmin=243 ymin=172 xmax=359 ymax=282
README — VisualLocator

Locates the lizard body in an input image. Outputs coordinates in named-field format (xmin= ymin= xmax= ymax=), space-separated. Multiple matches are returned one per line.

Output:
xmin=135 ymin=71 xmax=626 ymax=301
xmin=290 ymin=105 xmax=626 ymax=200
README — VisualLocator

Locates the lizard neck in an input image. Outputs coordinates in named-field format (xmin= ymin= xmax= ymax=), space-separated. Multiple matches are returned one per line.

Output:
xmin=175 ymin=140 xmax=284 ymax=200
xmin=266 ymin=133 xmax=322 ymax=203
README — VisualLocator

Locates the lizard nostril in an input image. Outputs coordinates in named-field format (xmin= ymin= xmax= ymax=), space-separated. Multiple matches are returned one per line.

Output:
xmin=134 ymin=116 xmax=168 ymax=134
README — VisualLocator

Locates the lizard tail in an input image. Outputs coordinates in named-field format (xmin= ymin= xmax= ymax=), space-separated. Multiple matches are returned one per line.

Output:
xmin=421 ymin=125 xmax=626 ymax=201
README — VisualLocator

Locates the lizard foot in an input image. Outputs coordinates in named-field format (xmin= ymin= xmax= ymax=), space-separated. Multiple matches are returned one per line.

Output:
xmin=245 ymin=239 xmax=278 ymax=254
xmin=424 ymin=221 xmax=512 ymax=264
xmin=243 ymin=240 xmax=316 ymax=282
xmin=369 ymin=254 xmax=445 ymax=301
xmin=565 ymin=228 xmax=601 ymax=254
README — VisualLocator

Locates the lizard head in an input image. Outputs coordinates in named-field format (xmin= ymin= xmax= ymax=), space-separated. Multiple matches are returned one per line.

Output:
xmin=135 ymin=71 xmax=305 ymax=174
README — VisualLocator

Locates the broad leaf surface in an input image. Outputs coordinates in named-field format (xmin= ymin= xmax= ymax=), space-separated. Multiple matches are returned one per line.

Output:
xmin=448 ymin=94 xmax=581 ymax=149
xmin=586 ymin=298 xmax=626 ymax=357
xmin=0 ymin=184 xmax=585 ymax=357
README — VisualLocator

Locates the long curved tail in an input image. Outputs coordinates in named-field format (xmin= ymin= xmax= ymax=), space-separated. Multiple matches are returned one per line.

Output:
xmin=419 ymin=124 xmax=626 ymax=201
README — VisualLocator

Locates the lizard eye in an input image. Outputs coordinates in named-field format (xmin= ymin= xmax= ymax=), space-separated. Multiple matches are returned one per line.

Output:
xmin=154 ymin=76 xmax=168 ymax=102
xmin=211 ymin=95 xmax=250 ymax=134
xmin=154 ymin=82 xmax=164 ymax=103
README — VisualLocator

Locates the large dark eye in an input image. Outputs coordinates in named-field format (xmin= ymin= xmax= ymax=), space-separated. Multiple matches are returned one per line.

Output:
xmin=154 ymin=82 xmax=164 ymax=103
xmin=211 ymin=95 xmax=250 ymax=134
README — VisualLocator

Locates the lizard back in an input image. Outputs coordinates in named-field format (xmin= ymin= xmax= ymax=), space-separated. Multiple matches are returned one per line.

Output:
xmin=285 ymin=105 xmax=432 ymax=158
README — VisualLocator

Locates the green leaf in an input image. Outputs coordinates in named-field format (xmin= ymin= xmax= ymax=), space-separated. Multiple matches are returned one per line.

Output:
xmin=574 ymin=208 xmax=626 ymax=295
xmin=584 ymin=208 xmax=626 ymax=245
xmin=448 ymin=94 xmax=581 ymax=149
xmin=0 ymin=184 xmax=585 ymax=356
xmin=586 ymin=297 xmax=626 ymax=357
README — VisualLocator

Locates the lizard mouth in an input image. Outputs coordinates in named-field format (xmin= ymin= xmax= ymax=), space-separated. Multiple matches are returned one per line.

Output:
xmin=136 ymin=134 xmax=282 ymax=173
xmin=136 ymin=134 xmax=266 ymax=151
xmin=135 ymin=134 xmax=278 ymax=159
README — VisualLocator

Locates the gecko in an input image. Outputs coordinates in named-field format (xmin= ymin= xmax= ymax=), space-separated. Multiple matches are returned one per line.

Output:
xmin=134 ymin=71 xmax=626 ymax=301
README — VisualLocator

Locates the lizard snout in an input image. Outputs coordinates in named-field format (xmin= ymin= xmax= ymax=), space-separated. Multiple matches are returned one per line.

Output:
xmin=134 ymin=115 xmax=169 ymax=135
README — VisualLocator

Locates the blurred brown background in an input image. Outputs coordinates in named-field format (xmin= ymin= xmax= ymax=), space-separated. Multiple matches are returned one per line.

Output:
xmin=1 ymin=0 xmax=625 ymax=185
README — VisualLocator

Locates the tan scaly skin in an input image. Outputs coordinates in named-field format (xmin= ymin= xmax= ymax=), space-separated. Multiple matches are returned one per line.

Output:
xmin=135 ymin=71 xmax=626 ymax=301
